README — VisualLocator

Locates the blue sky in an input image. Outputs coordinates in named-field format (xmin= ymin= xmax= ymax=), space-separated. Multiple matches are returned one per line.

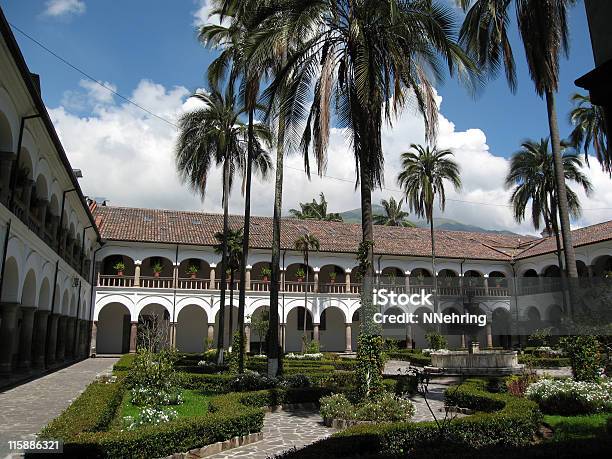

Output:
xmin=2 ymin=0 xmax=595 ymax=158
xmin=2 ymin=0 xmax=609 ymax=233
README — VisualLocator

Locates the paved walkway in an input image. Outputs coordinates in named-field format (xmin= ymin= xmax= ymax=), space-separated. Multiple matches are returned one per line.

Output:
xmin=208 ymin=408 xmax=335 ymax=459
xmin=0 ymin=357 xmax=118 ymax=459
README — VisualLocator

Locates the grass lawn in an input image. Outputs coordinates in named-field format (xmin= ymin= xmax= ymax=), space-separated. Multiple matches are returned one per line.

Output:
xmin=544 ymin=413 xmax=610 ymax=441
xmin=116 ymin=389 xmax=210 ymax=428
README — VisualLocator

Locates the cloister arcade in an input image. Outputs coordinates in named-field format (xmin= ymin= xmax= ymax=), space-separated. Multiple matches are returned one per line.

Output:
xmin=91 ymin=243 xmax=612 ymax=354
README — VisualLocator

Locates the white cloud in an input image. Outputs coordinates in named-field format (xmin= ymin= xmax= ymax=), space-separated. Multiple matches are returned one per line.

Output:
xmin=60 ymin=79 xmax=117 ymax=111
xmin=192 ymin=0 xmax=230 ymax=28
xmin=43 ymin=0 xmax=86 ymax=17
xmin=49 ymin=79 xmax=612 ymax=235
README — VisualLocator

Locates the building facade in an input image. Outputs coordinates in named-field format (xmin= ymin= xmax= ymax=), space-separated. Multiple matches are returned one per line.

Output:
xmin=90 ymin=206 xmax=612 ymax=354
xmin=0 ymin=11 xmax=99 ymax=384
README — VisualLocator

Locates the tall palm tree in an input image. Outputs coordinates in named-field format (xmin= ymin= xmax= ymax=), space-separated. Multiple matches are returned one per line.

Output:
xmin=294 ymin=233 xmax=320 ymax=351
xmin=254 ymin=0 xmax=477 ymax=388
xmin=200 ymin=0 xmax=274 ymax=373
xmin=214 ymin=228 xmax=244 ymax=349
xmin=569 ymin=92 xmax=610 ymax=176
xmin=505 ymin=138 xmax=592 ymax=272
xmin=175 ymin=82 xmax=271 ymax=363
xmin=397 ymin=144 xmax=462 ymax=314
xmin=290 ymin=193 xmax=342 ymax=221
xmin=457 ymin=0 xmax=579 ymax=277
xmin=373 ymin=197 xmax=415 ymax=227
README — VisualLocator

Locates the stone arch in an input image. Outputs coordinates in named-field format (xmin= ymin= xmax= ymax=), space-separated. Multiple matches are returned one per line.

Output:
xmin=213 ymin=302 xmax=240 ymax=348
xmin=541 ymin=265 xmax=561 ymax=277
xmin=101 ymin=253 xmax=136 ymax=277
xmin=491 ymin=307 xmax=512 ymax=349
xmin=286 ymin=306 xmax=313 ymax=352
xmin=96 ymin=302 xmax=131 ymax=354
xmin=248 ymin=305 xmax=271 ymax=354
xmin=350 ymin=307 xmax=361 ymax=350
xmin=380 ymin=266 xmax=404 ymax=287
xmin=61 ymin=290 xmax=70 ymax=315
xmin=1 ymin=257 xmax=20 ymax=302
xmin=319 ymin=306 xmax=346 ymax=352
xmin=176 ymin=304 xmax=208 ymax=353
xmin=34 ymin=173 xmax=49 ymax=203
xmin=178 ymin=258 xmax=211 ymax=287
xmin=319 ymin=263 xmax=345 ymax=286
xmin=285 ymin=262 xmax=315 ymax=284
xmin=38 ymin=277 xmax=51 ymax=310
xmin=141 ymin=255 xmax=174 ymax=278
xmin=136 ymin=296 xmax=173 ymax=319
xmin=0 ymin=106 xmax=14 ymax=152
xmin=21 ymin=269 xmax=37 ymax=307
xmin=592 ymin=254 xmax=612 ymax=277
xmin=410 ymin=268 xmax=432 ymax=287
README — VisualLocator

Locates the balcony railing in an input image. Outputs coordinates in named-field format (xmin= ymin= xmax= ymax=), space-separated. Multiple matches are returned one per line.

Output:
xmin=96 ymin=274 xmax=515 ymax=297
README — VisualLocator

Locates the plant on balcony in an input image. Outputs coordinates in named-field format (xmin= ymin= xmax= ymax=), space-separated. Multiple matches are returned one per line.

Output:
xmin=186 ymin=265 xmax=199 ymax=279
xmin=329 ymin=271 xmax=337 ymax=284
xmin=260 ymin=266 xmax=271 ymax=283
xmin=415 ymin=273 xmax=425 ymax=285
xmin=152 ymin=262 xmax=163 ymax=277
xmin=113 ymin=261 xmax=125 ymax=276
xmin=295 ymin=268 xmax=305 ymax=282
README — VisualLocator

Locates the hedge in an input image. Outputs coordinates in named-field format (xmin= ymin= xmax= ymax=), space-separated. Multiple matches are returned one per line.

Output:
xmin=518 ymin=355 xmax=571 ymax=368
xmin=269 ymin=378 xmax=542 ymax=458
xmin=37 ymin=384 xmax=329 ymax=458
xmin=386 ymin=351 xmax=431 ymax=366
xmin=112 ymin=354 xmax=136 ymax=372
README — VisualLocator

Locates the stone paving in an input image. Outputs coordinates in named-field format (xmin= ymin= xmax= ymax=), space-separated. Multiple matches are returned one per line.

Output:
xmin=0 ymin=357 xmax=118 ymax=459
xmin=208 ymin=408 xmax=336 ymax=459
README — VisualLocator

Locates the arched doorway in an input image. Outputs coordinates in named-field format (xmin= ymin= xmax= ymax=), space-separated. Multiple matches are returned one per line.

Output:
xmin=286 ymin=306 xmax=313 ymax=352
xmin=319 ymin=306 xmax=346 ymax=352
xmin=176 ymin=305 xmax=208 ymax=353
xmin=97 ymin=303 xmax=131 ymax=354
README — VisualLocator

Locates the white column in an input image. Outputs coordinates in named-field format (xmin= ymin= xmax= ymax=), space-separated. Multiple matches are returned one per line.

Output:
xmin=134 ymin=260 xmax=142 ymax=286
xmin=210 ymin=264 xmax=216 ymax=289
xmin=246 ymin=265 xmax=252 ymax=290
xmin=313 ymin=268 xmax=319 ymax=293
xmin=345 ymin=269 xmax=351 ymax=293
xmin=345 ymin=323 xmax=352 ymax=352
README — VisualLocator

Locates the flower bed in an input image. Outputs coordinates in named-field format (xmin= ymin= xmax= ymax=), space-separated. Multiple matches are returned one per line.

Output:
xmin=266 ymin=378 xmax=542 ymax=458
xmin=526 ymin=378 xmax=612 ymax=415
xmin=518 ymin=354 xmax=571 ymax=368
xmin=319 ymin=392 xmax=415 ymax=425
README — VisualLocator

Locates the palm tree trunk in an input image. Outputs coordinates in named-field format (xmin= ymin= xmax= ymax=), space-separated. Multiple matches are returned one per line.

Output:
xmin=217 ymin=157 xmax=231 ymax=364
xmin=546 ymin=90 xmax=578 ymax=279
xmin=550 ymin=195 xmax=570 ymax=314
xmin=268 ymin=117 xmax=285 ymax=377
xmin=302 ymin=254 xmax=308 ymax=352
xmin=229 ymin=269 xmax=234 ymax=351
xmin=358 ymin=156 xmax=375 ymax=331
xmin=238 ymin=107 xmax=255 ymax=373
xmin=429 ymin=212 xmax=438 ymax=315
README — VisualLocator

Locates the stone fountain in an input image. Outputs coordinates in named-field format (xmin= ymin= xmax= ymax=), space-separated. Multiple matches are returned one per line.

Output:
xmin=427 ymin=343 xmax=523 ymax=376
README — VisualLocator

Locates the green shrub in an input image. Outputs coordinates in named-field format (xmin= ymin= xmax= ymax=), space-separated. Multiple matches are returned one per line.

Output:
xmin=526 ymin=379 xmax=612 ymax=415
xmin=560 ymin=336 xmax=600 ymax=382
xmin=425 ymin=331 xmax=447 ymax=350
xmin=518 ymin=355 xmax=571 ymax=368
xmin=40 ymin=375 xmax=126 ymax=439
xmin=113 ymin=354 xmax=136 ymax=372
xmin=320 ymin=394 xmax=356 ymax=421
xmin=354 ymin=392 xmax=415 ymax=422
xmin=386 ymin=350 xmax=431 ymax=366
xmin=177 ymin=373 xmax=234 ymax=392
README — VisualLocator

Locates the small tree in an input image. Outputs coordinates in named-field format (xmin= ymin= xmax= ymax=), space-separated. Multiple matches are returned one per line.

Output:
xmin=250 ymin=310 xmax=270 ymax=355
xmin=560 ymin=335 xmax=600 ymax=382
xmin=425 ymin=331 xmax=447 ymax=350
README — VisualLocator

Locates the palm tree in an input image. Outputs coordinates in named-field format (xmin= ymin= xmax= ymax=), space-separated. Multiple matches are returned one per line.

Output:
xmin=569 ymin=93 xmax=610 ymax=176
xmin=200 ymin=0 xmax=274 ymax=373
xmin=457 ymin=0 xmax=579 ymax=277
xmin=214 ymin=228 xmax=244 ymax=349
xmin=373 ymin=197 xmax=415 ymax=227
xmin=397 ymin=144 xmax=462 ymax=315
xmin=254 ymin=0 xmax=477 ymax=389
xmin=505 ymin=138 xmax=592 ymax=273
xmin=289 ymin=193 xmax=342 ymax=221
xmin=294 ymin=233 xmax=320 ymax=352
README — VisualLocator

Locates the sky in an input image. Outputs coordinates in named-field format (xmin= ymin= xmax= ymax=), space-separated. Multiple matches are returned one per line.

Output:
xmin=1 ymin=0 xmax=611 ymax=235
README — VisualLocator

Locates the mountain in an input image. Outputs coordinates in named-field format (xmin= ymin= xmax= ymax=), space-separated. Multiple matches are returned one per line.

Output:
xmin=338 ymin=205 xmax=520 ymax=236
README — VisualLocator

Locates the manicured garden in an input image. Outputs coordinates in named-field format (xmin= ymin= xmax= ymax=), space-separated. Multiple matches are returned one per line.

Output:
xmin=36 ymin=331 xmax=612 ymax=458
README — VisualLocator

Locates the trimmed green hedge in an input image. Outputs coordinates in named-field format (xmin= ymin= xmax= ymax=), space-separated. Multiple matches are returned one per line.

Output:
xmin=269 ymin=378 xmax=542 ymax=458
xmin=386 ymin=351 xmax=431 ymax=366
xmin=38 ymin=384 xmax=328 ymax=458
xmin=518 ymin=355 xmax=571 ymax=367
xmin=112 ymin=354 xmax=135 ymax=372
xmin=40 ymin=375 xmax=126 ymax=440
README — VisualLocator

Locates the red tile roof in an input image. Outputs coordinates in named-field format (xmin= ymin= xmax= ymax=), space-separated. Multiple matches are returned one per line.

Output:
xmin=93 ymin=206 xmax=611 ymax=261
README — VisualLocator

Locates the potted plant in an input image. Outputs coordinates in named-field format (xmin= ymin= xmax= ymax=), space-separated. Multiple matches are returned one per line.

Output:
xmin=113 ymin=261 xmax=125 ymax=277
xmin=152 ymin=262 xmax=163 ymax=277
xmin=261 ymin=266 xmax=272 ymax=283
xmin=416 ymin=273 xmax=425 ymax=285
xmin=329 ymin=271 xmax=337 ymax=284
xmin=295 ymin=268 xmax=305 ymax=282
xmin=186 ymin=265 xmax=199 ymax=279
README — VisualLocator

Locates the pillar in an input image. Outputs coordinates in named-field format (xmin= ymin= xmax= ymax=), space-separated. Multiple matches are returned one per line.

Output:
xmin=280 ymin=269 xmax=285 ymax=291
xmin=46 ymin=314 xmax=59 ymax=365
xmin=405 ymin=271 xmax=411 ymax=292
xmin=32 ymin=310 xmax=49 ymax=369
xmin=486 ymin=322 xmax=493 ymax=349
xmin=313 ymin=269 xmax=319 ymax=293
xmin=245 ymin=324 xmax=251 ymax=353
xmin=460 ymin=334 xmax=466 ymax=349
xmin=134 ymin=261 xmax=141 ymax=286
xmin=56 ymin=315 xmax=68 ymax=361
xmin=0 ymin=303 xmax=20 ymax=375
xmin=210 ymin=265 xmax=216 ymax=289
xmin=173 ymin=263 xmax=179 ymax=288
xmin=170 ymin=322 xmax=177 ymax=348
xmin=18 ymin=306 xmax=36 ymax=370
xmin=207 ymin=323 xmax=215 ymax=347
xmin=484 ymin=275 xmax=490 ymax=296
xmin=345 ymin=323 xmax=352 ymax=352
xmin=345 ymin=271 xmax=351 ymax=293
xmin=22 ymin=180 xmax=34 ymax=220
xmin=38 ymin=201 xmax=48 ymax=235
xmin=129 ymin=321 xmax=138 ymax=353
xmin=89 ymin=321 xmax=98 ymax=356
xmin=405 ymin=323 xmax=412 ymax=349
xmin=65 ymin=317 xmax=76 ymax=359
xmin=245 ymin=266 xmax=252 ymax=290
xmin=280 ymin=324 xmax=286 ymax=351
xmin=313 ymin=323 xmax=320 ymax=342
